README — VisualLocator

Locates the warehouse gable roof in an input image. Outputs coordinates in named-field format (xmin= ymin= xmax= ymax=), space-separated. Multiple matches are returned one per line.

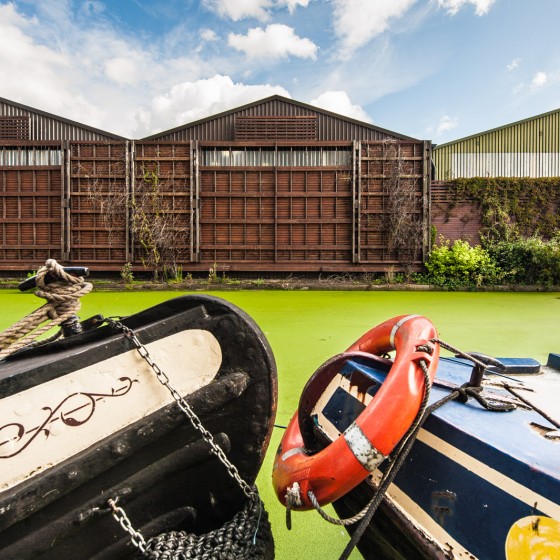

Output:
xmin=141 ymin=94 xmax=419 ymax=142
xmin=0 ymin=96 xmax=127 ymax=141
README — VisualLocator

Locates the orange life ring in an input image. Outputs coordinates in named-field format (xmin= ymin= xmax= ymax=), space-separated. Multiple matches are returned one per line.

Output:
xmin=272 ymin=314 xmax=439 ymax=510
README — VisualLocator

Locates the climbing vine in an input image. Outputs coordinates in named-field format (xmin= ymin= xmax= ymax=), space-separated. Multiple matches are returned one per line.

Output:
xmin=87 ymin=160 xmax=188 ymax=281
xmin=437 ymin=177 xmax=560 ymax=242
xmin=132 ymin=163 xmax=188 ymax=281
xmin=378 ymin=140 xmax=423 ymax=274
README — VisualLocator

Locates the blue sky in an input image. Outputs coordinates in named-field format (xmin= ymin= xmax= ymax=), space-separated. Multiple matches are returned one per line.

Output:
xmin=0 ymin=0 xmax=558 ymax=143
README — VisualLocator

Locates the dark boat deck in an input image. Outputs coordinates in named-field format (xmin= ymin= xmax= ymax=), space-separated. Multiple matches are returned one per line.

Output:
xmin=0 ymin=295 xmax=277 ymax=559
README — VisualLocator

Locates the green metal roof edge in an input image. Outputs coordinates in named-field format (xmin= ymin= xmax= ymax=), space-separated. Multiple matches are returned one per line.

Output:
xmin=433 ymin=107 xmax=560 ymax=149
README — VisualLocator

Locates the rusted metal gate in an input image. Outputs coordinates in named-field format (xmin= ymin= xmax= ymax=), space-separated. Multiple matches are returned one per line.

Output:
xmin=0 ymin=141 xmax=63 ymax=268
xmin=67 ymin=141 xmax=129 ymax=264
xmin=1 ymin=139 xmax=430 ymax=273
xmin=197 ymin=142 xmax=353 ymax=270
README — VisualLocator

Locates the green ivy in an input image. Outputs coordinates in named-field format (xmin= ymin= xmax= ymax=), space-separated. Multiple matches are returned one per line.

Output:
xmin=442 ymin=177 xmax=560 ymax=242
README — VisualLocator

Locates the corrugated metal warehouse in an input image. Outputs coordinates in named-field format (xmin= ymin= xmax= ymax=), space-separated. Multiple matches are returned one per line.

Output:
xmin=431 ymin=108 xmax=560 ymax=244
xmin=432 ymin=108 xmax=560 ymax=180
xmin=0 ymin=95 xmax=432 ymax=274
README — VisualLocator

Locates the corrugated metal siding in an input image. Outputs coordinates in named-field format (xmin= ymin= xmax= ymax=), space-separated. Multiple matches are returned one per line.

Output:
xmin=433 ymin=109 xmax=560 ymax=179
xmin=146 ymin=98 xmax=407 ymax=143
xmin=0 ymin=99 xmax=122 ymax=142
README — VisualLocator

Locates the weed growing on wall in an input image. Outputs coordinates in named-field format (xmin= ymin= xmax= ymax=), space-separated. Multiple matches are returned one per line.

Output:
xmin=442 ymin=177 xmax=560 ymax=241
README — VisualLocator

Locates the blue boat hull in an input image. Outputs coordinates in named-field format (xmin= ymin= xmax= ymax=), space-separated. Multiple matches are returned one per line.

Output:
xmin=330 ymin=355 xmax=560 ymax=559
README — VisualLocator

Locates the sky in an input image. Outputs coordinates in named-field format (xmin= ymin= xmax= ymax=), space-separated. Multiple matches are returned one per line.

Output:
xmin=1 ymin=0 xmax=559 ymax=143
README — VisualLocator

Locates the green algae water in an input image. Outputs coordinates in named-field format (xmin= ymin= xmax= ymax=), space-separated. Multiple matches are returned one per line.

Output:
xmin=1 ymin=289 xmax=559 ymax=559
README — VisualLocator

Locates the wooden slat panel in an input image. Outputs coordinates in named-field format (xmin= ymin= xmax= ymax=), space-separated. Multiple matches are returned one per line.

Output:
xmin=235 ymin=116 xmax=317 ymax=141
xmin=275 ymin=169 xmax=352 ymax=263
xmin=358 ymin=141 xmax=425 ymax=265
xmin=0 ymin=117 xmax=29 ymax=140
xmin=131 ymin=142 xmax=192 ymax=269
xmin=69 ymin=142 xmax=129 ymax=263
xmin=199 ymin=168 xmax=275 ymax=263
xmin=0 ymin=168 xmax=62 ymax=263
xmin=199 ymin=165 xmax=353 ymax=264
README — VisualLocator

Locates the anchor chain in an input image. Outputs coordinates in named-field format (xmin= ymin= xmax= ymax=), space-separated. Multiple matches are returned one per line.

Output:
xmin=108 ymin=498 xmax=148 ymax=554
xmin=104 ymin=318 xmax=261 ymax=556
xmin=106 ymin=318 xmax=256 ymax=501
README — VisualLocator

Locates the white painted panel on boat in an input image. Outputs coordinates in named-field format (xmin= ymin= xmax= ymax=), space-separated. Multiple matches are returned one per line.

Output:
xmin=0 ymin=329 xmax=221 ymax=491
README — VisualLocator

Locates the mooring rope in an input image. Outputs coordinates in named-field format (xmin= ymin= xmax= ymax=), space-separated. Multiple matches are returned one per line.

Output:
xmin=337 ymin=339 xmax=517 ymax=559
xmin=282 ymin=338 xmax=517 ymax=559
xmin=0 ymin=259 xmax=92 ymax=359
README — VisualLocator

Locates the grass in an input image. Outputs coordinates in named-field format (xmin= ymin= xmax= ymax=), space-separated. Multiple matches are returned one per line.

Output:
xmin=2 ymin=289 xmax=560 ymax=558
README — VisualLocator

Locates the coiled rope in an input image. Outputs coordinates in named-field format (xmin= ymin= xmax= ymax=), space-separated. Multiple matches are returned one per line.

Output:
xmin=140 ymin=493 xmax=273 ymax=560
xmin=0 ymin=259 xmax=92 ymax=359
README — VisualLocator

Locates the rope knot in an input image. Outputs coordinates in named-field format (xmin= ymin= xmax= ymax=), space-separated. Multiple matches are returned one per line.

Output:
xmin=416 ymin=343 xmax=434 ymax=355
xmin=457 ymin=384 xmax=515 ymax=411
xmin=0 ymin=259 xmax=92 ymax=359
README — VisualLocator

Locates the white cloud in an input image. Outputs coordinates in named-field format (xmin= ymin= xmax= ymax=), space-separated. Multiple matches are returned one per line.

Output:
xmin=202 ymin=0 xmax=309 ymax=20
xmin=332 ymin=0 xmax=417 ymax=58
xmin=279 ymin=0 xmax=310 ymax=13
xmin=200 ymin=28 xmax=218 ymax=42
xmin=228 ymin=24 xmax=318 ymax=60
xmin=330 ymin=0 xmax=498 ymax=60
xmin=0 ymin=2 xmax=300 ymax=138
xmin=435 ymin=0 xmax=497 ymax=16
xmin=428 ymin=115 xmax=459 ymax=137
xmin=309 ymin=91 xmax=371 ymax=122
xmin=104 ymin=57 xmax=140 ymax=85
xmin=0 ymin=3 xmax=104 ymax=122
xmin=202 ymin=0 xmax=273 ymax=21
xmin=135 ymin=75 xmax=290 ymax=136
xmin=82 ymin=1 xmax=106 ymax=16
xmin=507 ymin=58 xmax=520 ymax=71
xmin=531 ymin=71 xmax=547 ymax=89
xmin=0 ymin=2 xmax=210 ymax=136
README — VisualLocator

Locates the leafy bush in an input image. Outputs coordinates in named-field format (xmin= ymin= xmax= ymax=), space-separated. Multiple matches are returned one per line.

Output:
xmin=425 ymin=239 xmax=503 ymax=288
xmin=485 ymin=234 xmax=560 ymax=285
